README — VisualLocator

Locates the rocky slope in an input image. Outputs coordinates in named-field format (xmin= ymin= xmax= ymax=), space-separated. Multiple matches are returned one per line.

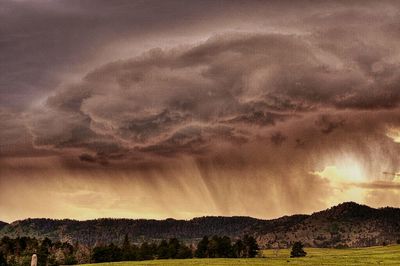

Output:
xmin=256 ymin=202 xmax=400 ymax=248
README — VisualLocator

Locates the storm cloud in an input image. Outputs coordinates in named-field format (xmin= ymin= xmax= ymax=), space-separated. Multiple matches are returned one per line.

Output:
xmin=1 ymin=0 xmax=400 ymax=222
xmin=27 ymin=32 xmax=400 ymax=162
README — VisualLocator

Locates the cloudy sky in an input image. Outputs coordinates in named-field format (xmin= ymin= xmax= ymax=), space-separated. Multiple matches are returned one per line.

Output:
xmin=1 ymin=0 xmax=400 ymax=222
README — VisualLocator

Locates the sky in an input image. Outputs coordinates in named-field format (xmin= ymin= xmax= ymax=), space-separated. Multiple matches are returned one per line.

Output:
xmin=1 ymin=0 xmax=400 ymax=223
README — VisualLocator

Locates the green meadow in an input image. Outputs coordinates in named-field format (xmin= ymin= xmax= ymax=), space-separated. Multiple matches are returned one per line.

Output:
xmin=80 ymin=245 xmax=400 ymax=265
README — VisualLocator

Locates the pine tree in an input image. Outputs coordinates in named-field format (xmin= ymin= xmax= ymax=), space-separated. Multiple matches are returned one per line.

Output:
xmin=194 ymin=236 xmax=209 ymax=258
xmin=290 ymin=241 xmax=307 ymax=258
xmin=157 ymin=240 xmax=169 ymax=259
xmin=243 ymin=235 xmax=259 ymax=258
xmin=0 ymin=252 xmax=7 ymax=266
xmin=122 ymin=234 xmax=131 ymax=260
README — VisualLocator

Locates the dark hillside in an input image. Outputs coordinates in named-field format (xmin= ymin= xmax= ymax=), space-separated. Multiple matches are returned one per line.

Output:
xmin=1 ymin=202 xmax=399 ymax=248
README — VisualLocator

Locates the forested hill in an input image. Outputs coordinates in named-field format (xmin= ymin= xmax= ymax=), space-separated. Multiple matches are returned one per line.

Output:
xmin=1 ymin=202 xmax=400 ymax=248
xmin=0 ymin=216 xmax=265 ymax=246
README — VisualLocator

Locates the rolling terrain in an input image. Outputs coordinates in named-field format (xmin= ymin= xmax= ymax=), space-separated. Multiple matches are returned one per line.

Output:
xmin=1 ymin=202 xmax=399 ymax=248
xmin=79 ymin=245 xmax=400 ymax=265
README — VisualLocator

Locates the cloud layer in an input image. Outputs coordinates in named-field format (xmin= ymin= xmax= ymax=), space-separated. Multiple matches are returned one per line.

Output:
xmin=1 ymin=0 xmax=400 ymax=221
xmin=28 ymin=31 xmax=400 ymax=164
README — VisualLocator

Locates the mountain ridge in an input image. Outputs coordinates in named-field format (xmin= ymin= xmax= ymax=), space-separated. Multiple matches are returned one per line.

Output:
xmin=1 ymin=202 xmax=399 ymax=248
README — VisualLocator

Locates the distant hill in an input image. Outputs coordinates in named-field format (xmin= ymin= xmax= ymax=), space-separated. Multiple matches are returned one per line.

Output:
xmin=257 ymin=202 xmax=400 ymax=248
xmin=1 ymin=202 xmax=399 ymax=248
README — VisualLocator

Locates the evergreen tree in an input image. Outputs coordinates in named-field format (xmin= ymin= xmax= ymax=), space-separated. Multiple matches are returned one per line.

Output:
xmin=122 ymin=234 xmax=130 ymax=251
xmin=37 ymin=237 xmax=52 ymax=266
xmin=218 ymin=236 xmax=233 ymax=258
xmin=194 ymin=236 xmax=209 ymax=258
xmin=0 ymin=252 xmax=7 ymax=266
xmin=290 ymin=241 xmax=307 ymax=258
xmin=167 ymin=238 xmax=180 ymax=259
xmin=207 ymin=236 xmax=220 ymax=258
xmin=233 ymin=239 xmax=245 ymax=258
xmin=91 ymin=244 xmax=122 ymax=262
xmin=157 ymin=240 xmax=169 ymax=259
xmin=122 ymin=234 xmax=131 ymax=260
xmin=138 ymin=242 xmax=154 ymax=260
xmin=242 ymin=235 xmax=259 ymax=258
xmin=176 ymin=245 xmax=193 ymax=259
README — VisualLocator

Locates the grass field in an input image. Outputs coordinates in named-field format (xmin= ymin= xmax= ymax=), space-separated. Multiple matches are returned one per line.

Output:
xmin=80 ymin=245 xmax=400 ymax=265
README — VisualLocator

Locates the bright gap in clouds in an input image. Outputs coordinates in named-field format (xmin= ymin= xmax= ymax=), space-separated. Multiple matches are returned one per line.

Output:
xmin=318 ymin=163 xmax=365 ymax=183
xmin=314 ymin=158 xmax=367 ymax=204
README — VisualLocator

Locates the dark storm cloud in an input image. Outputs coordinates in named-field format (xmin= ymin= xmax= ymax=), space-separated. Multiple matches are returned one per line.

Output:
xmin=0 ymin=0 xmax=253 ymax=109
xmin=224 ymin=111 xmax=290 ymax=126
xmin=28 ymin=33 xmax=318 ymax=157
xmin=3 ymin=0 xmax=398 ymax=109
xmin=140 ymin=125 xmax=248 ymax=156
xmin=26 ymin=28 xmax=400 ymax=162
xmin=270 ymin=132 xmax=287 ymax=146
xmin=315 ymin=115 xmax=345 ymax=134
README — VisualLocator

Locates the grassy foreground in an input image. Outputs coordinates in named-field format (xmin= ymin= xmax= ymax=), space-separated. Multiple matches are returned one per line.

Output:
xmin=80 ymin=245 xmax=400 ymax=265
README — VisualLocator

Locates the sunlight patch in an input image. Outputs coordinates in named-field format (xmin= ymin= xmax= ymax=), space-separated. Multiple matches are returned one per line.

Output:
xmin=314 ymin=160 xmax=367 ymax=205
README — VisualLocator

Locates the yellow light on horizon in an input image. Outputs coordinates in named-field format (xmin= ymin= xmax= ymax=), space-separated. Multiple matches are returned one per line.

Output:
xmin=315 ymin=162 xmax=365 ymax=184
xmin=314 ymin=160 xmax=366 ymax=205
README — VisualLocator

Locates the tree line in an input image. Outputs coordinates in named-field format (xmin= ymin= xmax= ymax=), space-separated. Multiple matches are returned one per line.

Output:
xmin=0 ymin=235 xmax=312 ymax=265
xmin=91 ymin=236 xmax=192 ymax=262
xmin=0 ymin=234 xmax=259 ymax=265
xmin=91 ymin=234 xmax=259 ymax=263
xmin=0 ymin=217 xmax=263 ymax=247
xmin=0 ymin=236 xmax=78 ymax=266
